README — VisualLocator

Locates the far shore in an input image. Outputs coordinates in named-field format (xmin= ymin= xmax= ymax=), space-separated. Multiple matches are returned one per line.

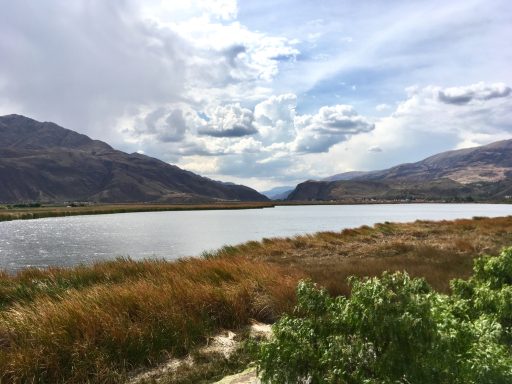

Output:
xmin=0 ymin=199 xmax=512 ymax=222
xmin=0 ymin=201 xmax=278 ymax=222
xmin=1 ymin=199 xmax=510 ymax=222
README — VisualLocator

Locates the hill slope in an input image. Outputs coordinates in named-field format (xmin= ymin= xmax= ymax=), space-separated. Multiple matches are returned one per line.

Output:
xmin=288 ymin=140 xmax=512 ymax=201
xmin=0 ymin=115 xmax=268 ymax=203
xmin=364 ymin=140 xmax=512 ymax=183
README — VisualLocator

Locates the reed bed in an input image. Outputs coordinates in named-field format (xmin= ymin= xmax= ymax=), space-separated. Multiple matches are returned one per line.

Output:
xmin=0 ymin=257 xmax=302 ymax=383
xmin=204 ymin=215 xmax=512 ymax=295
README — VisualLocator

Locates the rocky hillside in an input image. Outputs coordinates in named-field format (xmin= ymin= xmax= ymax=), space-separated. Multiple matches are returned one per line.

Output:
xmin=363 ymin=139 xmax=512 ymax=183
xmin=288 ymin=139 xmax=512 ymax=201
xmin=0 ymin=115 xmax=268 ymax=203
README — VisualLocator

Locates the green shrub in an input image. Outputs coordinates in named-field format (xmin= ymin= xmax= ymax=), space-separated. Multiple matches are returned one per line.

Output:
xmin=452 ymin=247 xmax=512 ymax=340
xmin=258 ymin=247 xmax=512 ymax=383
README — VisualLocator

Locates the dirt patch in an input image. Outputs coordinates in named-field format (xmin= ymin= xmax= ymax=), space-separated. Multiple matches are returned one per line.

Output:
xmin=127 ymin=321 xmax=271 ymax=384
xmin=213 ymin=367 xmax=259 ymax=384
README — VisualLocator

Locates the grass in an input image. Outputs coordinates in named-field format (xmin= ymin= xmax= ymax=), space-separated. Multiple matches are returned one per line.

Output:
xmin=0 ymin=202 xmax=275 ymax=222
xmin=2 ymin=215 xmax=512 ymax=382
xmin=0 ymin=257 xmax=302 ymax=383
xmin=205 ymin=215 xmax=512 ymax=295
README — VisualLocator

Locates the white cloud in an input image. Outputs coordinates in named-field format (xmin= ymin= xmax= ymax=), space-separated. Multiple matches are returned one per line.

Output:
xmin=293 ymin=105 xmax=374 ymax=153
xmin=254 ymin=93 xmax=297 ymax=143
xmin=199 ymin=104 xmax=257 ymax=137
xmin=144 ymin=0 xmax=238 ymax=21
xmin=376 ymin=103 xmax=391 ymax=111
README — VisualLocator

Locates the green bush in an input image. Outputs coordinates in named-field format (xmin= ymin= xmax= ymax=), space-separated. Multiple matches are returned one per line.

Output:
xmin=258 ymin=247 xmax=512 ymax=383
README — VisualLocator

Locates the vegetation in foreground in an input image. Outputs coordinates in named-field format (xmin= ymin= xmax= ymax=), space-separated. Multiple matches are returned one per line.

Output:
xmin=0 ymin=202 xmax=275 ymax=222
xmin=1 ymin=215 xmax=512 ymax=383
xmin=259 ymin=247 xmax=512 ymax=383
xmin=0 ymin=257 xmax=301 ymax=383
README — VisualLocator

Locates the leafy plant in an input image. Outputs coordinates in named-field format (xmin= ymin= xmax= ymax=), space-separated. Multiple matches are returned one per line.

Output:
xmin=258 ymin=247 xmax=512 ymax=383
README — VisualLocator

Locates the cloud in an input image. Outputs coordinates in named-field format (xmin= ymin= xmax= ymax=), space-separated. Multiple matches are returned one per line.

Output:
xmin=148 ymin=0 xmax=238 ymax=21
xmin=125 ymin=104 xmax=207 ymax=144
xmin=318 ymin=81 xmax=512 ymax=176
xmin=438 ymin=82 xmax=511 ymax=105
xmin=0 ymin=0 xmax=298 ymax=147
xmin=198 ymin=104 xmax=257 ymax=137
xmin=142 ymin=108 xmax=188 ymax=142
xmin=376 ymin=103 xmax=391 ymax=111
xmin=159 ymin=110 xmax=188 ymax=142
xmin=293 ymin=105 xmax=374 ymax=153
xmin=393 ymin=82 xmax=512 ymax=137
xmin=174 ymin=95 xmax=380 ymax=185
xmin=254 ymin=93 xmax=297 ymax=143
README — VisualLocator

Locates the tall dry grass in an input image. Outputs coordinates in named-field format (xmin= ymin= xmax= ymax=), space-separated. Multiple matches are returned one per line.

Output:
xmin=205 ymin=216 xmax=512 ymax=295
xmin=0 ymin=257 xmax=302 ymax=383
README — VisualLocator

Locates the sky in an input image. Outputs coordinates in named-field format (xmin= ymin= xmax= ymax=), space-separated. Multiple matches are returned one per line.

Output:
xmin=0 ymin=0 xmax=511 ymax=191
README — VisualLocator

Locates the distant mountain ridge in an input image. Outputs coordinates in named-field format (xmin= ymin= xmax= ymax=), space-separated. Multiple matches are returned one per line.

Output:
xmin=287 ymin=140 xmax=512 ymax=202
xmin=0 ymin=115 xmax=268 ymax=203
xmin=261 ymin=186 xmax=294 ymax=200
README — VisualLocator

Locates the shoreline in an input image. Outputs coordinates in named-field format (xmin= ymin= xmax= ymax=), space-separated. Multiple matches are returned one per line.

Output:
xmin=0 ymin=201 xmax=275 ymax=222
xmin=1 ymin=199 xmax=509 ymax=223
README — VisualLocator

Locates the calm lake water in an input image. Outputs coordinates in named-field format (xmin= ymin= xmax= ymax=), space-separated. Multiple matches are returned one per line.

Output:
xmin=1 ymin=204 xmax=511 ymax=272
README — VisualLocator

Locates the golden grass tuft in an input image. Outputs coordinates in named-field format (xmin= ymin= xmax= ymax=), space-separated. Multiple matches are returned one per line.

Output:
xmin=0 ymin=257 xmax=302 ymax=383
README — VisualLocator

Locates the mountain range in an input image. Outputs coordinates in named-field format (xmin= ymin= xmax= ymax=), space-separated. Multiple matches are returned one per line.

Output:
xmin=2 ymin=114 xmax=511 ymax=204
xmin=0 ymin=115 xmax=267 ymax=203
xmin=287 ymin=139 xmax=512 ymax=202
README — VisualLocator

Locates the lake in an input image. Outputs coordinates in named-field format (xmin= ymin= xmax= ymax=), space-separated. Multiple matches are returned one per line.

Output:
xmin=1 ymin=203 xmax=511 ymax=272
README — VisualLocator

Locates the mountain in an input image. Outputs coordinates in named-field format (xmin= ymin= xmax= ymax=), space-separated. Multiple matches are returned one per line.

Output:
xmin=0 ymin=115 xmax=268 ymax=203
xmin=261 ymin=186 xmax=294 ymax=200
xmin=287 ymin=140 xmax=512 ymax=202
xmin=361 ymin=140 xmax=512 ymax=183
xmin=322 ymin=171 xmax=371 ymax=182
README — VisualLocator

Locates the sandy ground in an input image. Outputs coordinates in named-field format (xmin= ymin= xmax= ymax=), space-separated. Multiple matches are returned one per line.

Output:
xmin=127 ymin=322 xmax=271 ymax=384
xmin=213 ymin=367 xmax=259 ymax=384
